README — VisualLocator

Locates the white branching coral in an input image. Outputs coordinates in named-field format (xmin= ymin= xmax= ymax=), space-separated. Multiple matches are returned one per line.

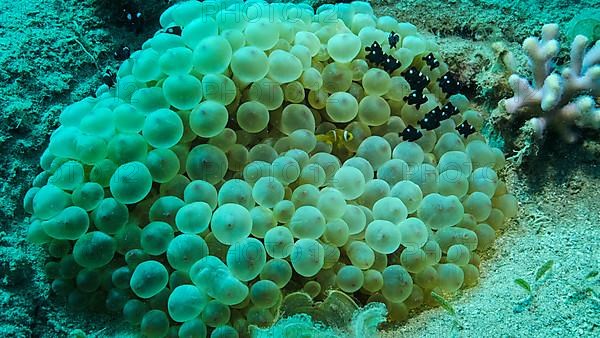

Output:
xmin=502 ymin=23 xmax=600 ymax=142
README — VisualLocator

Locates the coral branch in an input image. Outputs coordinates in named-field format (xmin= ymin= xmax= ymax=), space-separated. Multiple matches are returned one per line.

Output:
xmin=502 ymin=24 xmax=600 ymax=142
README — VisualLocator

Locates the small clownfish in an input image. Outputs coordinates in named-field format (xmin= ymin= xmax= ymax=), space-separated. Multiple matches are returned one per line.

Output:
xmin=388 ymin=31 xmax=400 ymax=49
xmin=400 ymin=125 xmax=423 ymax=142
xmin=439 ymin=72 xmax=462 ymax=98
xmin=165 ymin=26 xmax=182 ymax=36
xmin=402 ymin=66 xmax=430 ymax=91
xmin=423 ymin=53 xmax=440 ymax=70
xmin=403 ymin=90 xmax=428 ymax=110
xmin=102 ymin=69 xmax=116 ymax=88
xmin=456 ymin=121 xmax=476 ymax=137
xmin=365 ymin=41 xmax=386 ymax=65
xmin=316 ymin=129 xmax=354 ymax=148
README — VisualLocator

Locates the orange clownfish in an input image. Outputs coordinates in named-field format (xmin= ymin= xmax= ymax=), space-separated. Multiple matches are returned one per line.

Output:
xmin=316 ymin=129 xmax=354 ymax=148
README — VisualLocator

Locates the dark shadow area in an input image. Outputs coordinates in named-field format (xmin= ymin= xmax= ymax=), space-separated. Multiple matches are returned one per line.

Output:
xmin=92 ymin=0 xmax=170 ymax=61
xmin=516 ymin=134 xmax=600 ymax=196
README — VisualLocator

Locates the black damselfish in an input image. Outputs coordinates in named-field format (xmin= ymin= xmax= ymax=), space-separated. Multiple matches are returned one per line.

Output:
xmin=365 ymin=41 xmax=386 ymax=65
xmin=439 ymin=72 xmax=462 ymax=98
xmin=114 ymin=46 xmax=130 ymax=61
xmin=365 ymin=41 xmax=402 ymax=73
xmin=423 ymin=53 xmax=440 ymax=70
xmin=403 ymin=90 xmax=428 ymax=110
xmin=165 ymin=26 xmax=182 ymax=36
xmin=419 ymin=103 xmax=458 ymax=129
xmin=456 ymin=121 xmax=476 ymax=137
xmin=400 ymin=125 xmax=423 ymax=141
xmin=123 ymin=6 xmax=144 ymax=34
xmin=440 ymin=102 xmax=460 ymax=120
xmin=382 ymin=55 xmax=401 ymax=73
xmin=402 ymin=67 xmax=430 ymax=91
xmin=418 ymin=113 xmax=441 ymax=131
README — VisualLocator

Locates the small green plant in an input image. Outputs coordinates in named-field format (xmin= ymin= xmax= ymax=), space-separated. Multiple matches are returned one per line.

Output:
xmin=430 ymin=291 xmax=463 ymax=333
xmin=567 ymin=270 xmax=599 ymax=307
xmin=513 ymin=260 xmax=554 ymax=312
